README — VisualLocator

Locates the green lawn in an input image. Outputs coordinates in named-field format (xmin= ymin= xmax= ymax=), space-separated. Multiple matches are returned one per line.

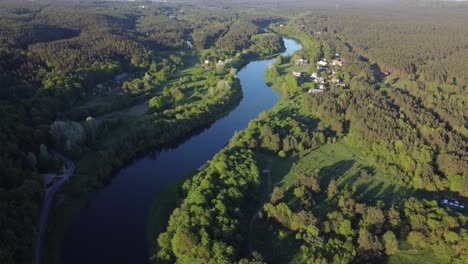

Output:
xmin=388 ymin=249 xmax=449 ymax=264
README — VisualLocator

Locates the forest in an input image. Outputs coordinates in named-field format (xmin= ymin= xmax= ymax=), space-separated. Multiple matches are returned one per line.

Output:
xmin=0 ymin=0 xmax=467 ymax=264
xmin=153 ymin=2 xmax=467 ymax=264
xmin=0 ymin=1 xmax=286 ymax=263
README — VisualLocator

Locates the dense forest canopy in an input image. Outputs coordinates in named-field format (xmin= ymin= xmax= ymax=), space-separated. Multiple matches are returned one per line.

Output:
xmin=0 ymin=1 xmax=467 ymax=264
xmin=0 ymin=1 xmax=288 ymax=263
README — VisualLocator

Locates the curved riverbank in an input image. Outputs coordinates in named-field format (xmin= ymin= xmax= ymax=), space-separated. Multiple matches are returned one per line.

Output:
xmin=58 ymin=37 xmax=302 ymax=264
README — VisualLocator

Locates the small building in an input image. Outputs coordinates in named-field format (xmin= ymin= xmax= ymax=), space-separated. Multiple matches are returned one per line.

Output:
xmin=292 ymin=71 xmax=303 ymax=77
xmin=217 ymin=60 xmax=225 ymax=65
xmin=317 ymin=84 xmax=326 ymax=90
xmin=317 ymin=66 xmax=326 ymax=71
xmin=115 ymin=73 xmax=129 ymax=84
xmin=279 ymin=24 xmax=284 ymax=27
xmin=331 ymin=77 xmax=341 ymax=84
xmin=335 ymin=53 xmax=341 ymax=58
xmin=381 ymin=71 xmax=390 ymax=77
xmin=204 ymin=59 xmax=210 ymax=64
xmin=332 ymin=60 xmax=343 ymax=66
xmin=296 ymin=58 xmax=309 ymax=66
xmin=308 ymin=88 xmax=323 ymax=94
xmin=335 ymin=83 xmax=347 ymax=88
xmin=311 ymin=72 xmax=320 ymax=78
xmin=314 ymin=77 xmax=325 ymax=84
xmin=317 ymin=60 xmax=328 ymax=66
xmin=441 ymin=198 xmax=465 ymax=210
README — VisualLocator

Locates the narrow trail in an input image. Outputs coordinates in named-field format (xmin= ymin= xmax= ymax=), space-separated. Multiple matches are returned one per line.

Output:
xmin=248 ymin=159 xmax=273 ymax=252
xmin=32 ymin=151 xmax=75 ymax=264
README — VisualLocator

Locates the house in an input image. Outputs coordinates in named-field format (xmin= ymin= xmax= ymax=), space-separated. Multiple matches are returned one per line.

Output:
xmin=331 ymin=77 xmax=341 ymax=83
xmin=316 ymin=31 xmax=322 ymax=35
xmin=441 ymin=198 xmax=465 ymax=210
xmin=311 ymin=72 xmax=320 ymax=78
xmin=292 ymin=71 xmax=303 ymax=77
xmin=314 ymin=77 xmax=325 ymax=84
xmin=335 ymin=83 xmax=346 ymax=88
xmin=317 ymin=66 xmax=326 ymax=71
xmin=381 ymin=71 xmax=390 ymax=77
xmin=217 ymin=60 xmax=225 ymax=65
xmin=296 ymin=58 xmax=309 ymax=66
xmin=279 ymin=24 xmax=284 ymax=27
xmin=317 ymin=60 xmax=328 ymax=66
xmin=308 ymin=88 xmax=323 ymax=94
xmin=332 ymin=60 xmax=343 ymax=66
xmin=335 ymin=53 xmax=341 ymax=58
xmin=204 ymin=59 xmax=210 ymax=64
xmin=115 ymin=73 xmax=129 ymax=84
xmin=317 ymin=84 xmax=326 ymax=90
xmin=94 ymin=84 xmax=105 ymax=95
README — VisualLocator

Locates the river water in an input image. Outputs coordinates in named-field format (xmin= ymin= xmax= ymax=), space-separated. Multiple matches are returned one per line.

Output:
xmin=60 ymin=37 xmax=302 ymax=264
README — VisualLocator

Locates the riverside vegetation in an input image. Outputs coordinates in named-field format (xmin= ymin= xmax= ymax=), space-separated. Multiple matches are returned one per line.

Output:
xmin=152 ymin=3 xmax=467 ymax=264
xmin=0 ymin=1 xmax=467 ymax=264
xmin=0 ymin=1 xmax=286 ymax=263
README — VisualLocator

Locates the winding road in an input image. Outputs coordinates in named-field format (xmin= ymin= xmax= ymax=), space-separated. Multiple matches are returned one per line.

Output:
xmin=32 ymin=151 xmax=75 ymax=264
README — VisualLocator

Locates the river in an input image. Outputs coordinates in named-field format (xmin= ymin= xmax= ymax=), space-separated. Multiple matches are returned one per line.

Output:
xmin=60 ymin=37 xmax=302 ymax=264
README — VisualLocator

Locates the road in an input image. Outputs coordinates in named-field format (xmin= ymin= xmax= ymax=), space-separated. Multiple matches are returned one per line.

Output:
xmin=32 ymin=150 xmax=75 ymax=264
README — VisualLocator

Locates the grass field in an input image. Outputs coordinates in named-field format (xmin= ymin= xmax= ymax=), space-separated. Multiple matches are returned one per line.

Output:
xmin=388 ymin=249 xmax=448 ymax=264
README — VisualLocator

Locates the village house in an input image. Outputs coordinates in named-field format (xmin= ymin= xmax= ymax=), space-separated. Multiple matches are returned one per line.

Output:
xmin=296 ymin=58 xmax=309 ymax=66
xmin=335 ymin=83 xmax=346 ymax=88
xmin=314 ymin=77 xmax=325 ymax=84
xmin=204 ymin=59 xmax=210 ymax=64
xmin=311 ymin=72 xmax=320 ymax=78
xmin=317 ymin=66 xmax=326 ymax=71
xmin=308 ymin=88 xmax=323 ymax=94
xmin=94 ymin=84 xmax=105 ymax=95
xmin=115 ymin=73 xmax=129 ymax=84
xmin=332 ymin=60 xmax=343 ymax=66
xmin=331 ymin=77 xmax=341 ymax=83
xmin=292 ymin=71 xmax=303 ymax=77
xmin=335 ymin=53 xmax=341 ymax=58
xmin=317 ymin=84 xmax=326 ymax=90
xmin=317 ymin=60 xmax=328 ymax=66
xmin=441 ymin=198 xmax=465 ymax=210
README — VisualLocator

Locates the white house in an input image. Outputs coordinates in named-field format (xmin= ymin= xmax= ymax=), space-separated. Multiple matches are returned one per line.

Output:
xmin=296 ymin=58 xmax=309 ymax=66
xmin=292 ymin=71 xmax=303 ymax=77
xmin=311 ymin=72 xmax=320 ymax=78
xmin=308 ymin=88 xmax=323 ymax=94
xmin=314 ymin=77 xmax=325 ymax=83
xmin=332 ymin=60 xmax=343 ymax=66
xmin=317 ymin=60 xmax=328 ymax=66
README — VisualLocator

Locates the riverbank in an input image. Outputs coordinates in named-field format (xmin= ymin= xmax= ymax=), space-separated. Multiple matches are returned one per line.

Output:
xmin=41 ymin=74 xmax=243 ymax=264
xmin=146 ymin=37 xmax=303 ymax=262
xmin=40 ymin=37 xmax=295 ymax=264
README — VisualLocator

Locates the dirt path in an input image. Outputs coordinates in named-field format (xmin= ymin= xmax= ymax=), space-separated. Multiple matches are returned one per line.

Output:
xmin=33 ymin=151 xmax=75 ymax=264
xmin=248 ymin=159 xmax=273 ymax=252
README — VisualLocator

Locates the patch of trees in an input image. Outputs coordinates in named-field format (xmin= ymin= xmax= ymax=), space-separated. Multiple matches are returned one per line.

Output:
xmin=156 ymin=148 xmax=260 ymax=263
xmin=215 ymin=20 xmax=260 ymax=52
xmin=262 ymin=179 xmax=467 ymax=263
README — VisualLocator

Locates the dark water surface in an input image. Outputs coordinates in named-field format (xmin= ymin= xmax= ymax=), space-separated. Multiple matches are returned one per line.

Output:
xmin=60 ymin=38 xmax=302 ymax=264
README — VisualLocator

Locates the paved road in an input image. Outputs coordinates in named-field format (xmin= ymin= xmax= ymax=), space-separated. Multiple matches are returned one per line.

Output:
xmin=32 ymin=151 xmax=75 ymax=264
